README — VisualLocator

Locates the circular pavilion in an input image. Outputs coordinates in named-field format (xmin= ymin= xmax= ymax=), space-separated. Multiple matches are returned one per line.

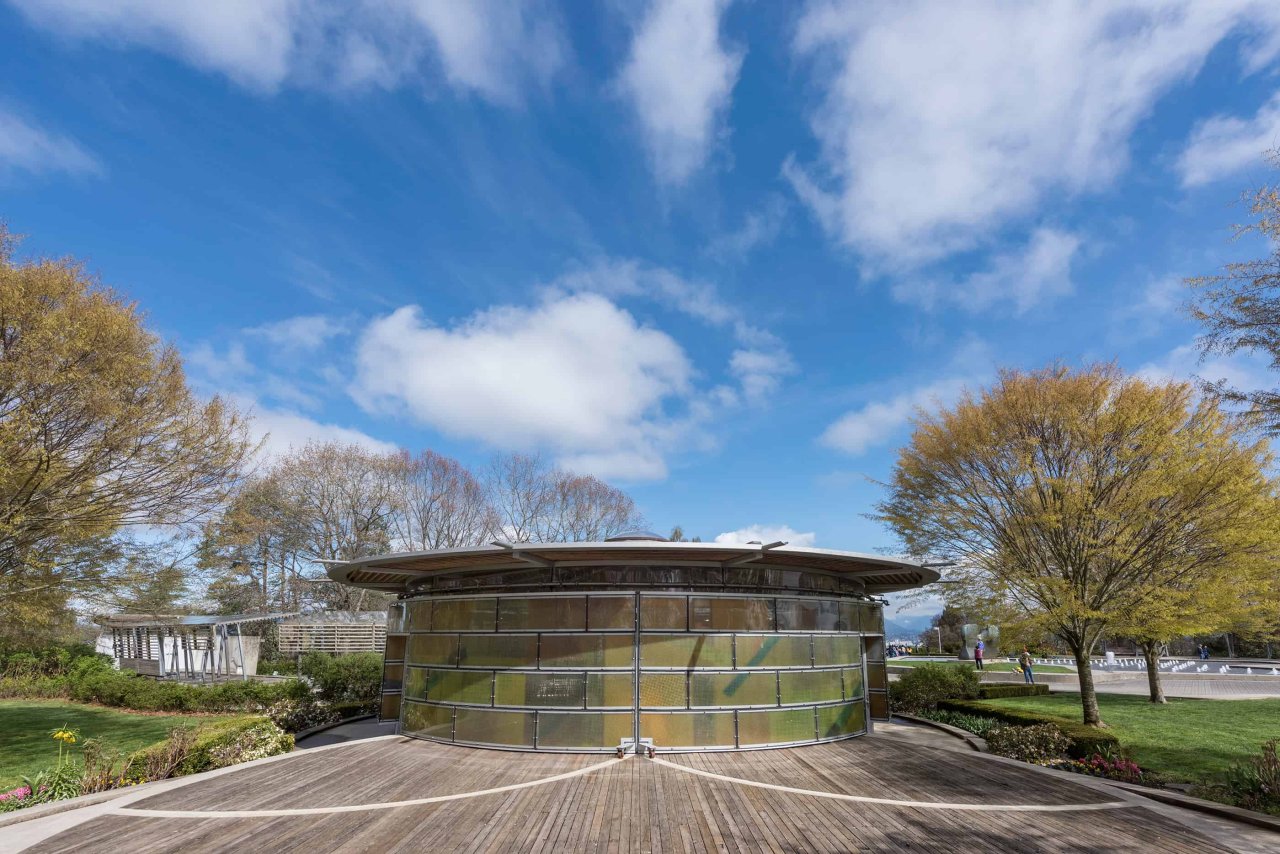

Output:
xmin=327 ymin=534 xmax=937 ymax=753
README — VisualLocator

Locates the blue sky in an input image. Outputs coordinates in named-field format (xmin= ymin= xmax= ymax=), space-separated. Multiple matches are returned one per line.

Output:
xmin=4 ymin=2 xmax=1280 ymax=622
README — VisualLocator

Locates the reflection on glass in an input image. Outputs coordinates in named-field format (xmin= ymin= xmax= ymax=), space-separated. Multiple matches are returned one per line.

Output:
xmin=537 ymin=712 xmax=632 ymax=749
xmin=402 ymin=701 xmax=451 ymax=739
xmin=426 ymin=669 xmax=492 ymax=705
xmin=406 ymin=601 xmax=432 ymax=632
xmin=640 ymin=634 xmax=733 ymax=668
xmin=407 ymin=634 xmax=457 ymax=667
xmin=734 ymin=635 xmax=811 ymax=669
xmin=387 ymin=602 xmax=407 ymax=633
xmin=540 ymin=634 xmax=634 ymax=668
xmin=860 ymin=604 xmax=885 ymax=635
xmin=459 ymin=634 xmax=537 ymax=668
xmin=454 ymin=707 xmax=534 ymax=747
xmin=863 ymin=636 xmax=886 ymax=662
xmin=586 ymin=673 xmax=635 ymax=708
xmin=403 ymin=666 xmax=428 ymax=700
xmin=689 ymin=671 xmax=777 ymax=708
xmin=689 ymin=597 xmax=773 ymax=631
xmin=494 ymin=672 xmax=585 ymax=708
xmin=639 ymin=596 xmax=687 ymax=630
xmin=588 ymin=596 xmax=635 ymax=630
xmin=382 ymin=663 xmax=403 ymax=691
xmin=639 ymin=673 xmax=686 ymax=708
xmin=778 ymin=669 xmax=842 ymax=705
xmin=640 ymin=711 xmax=736 ymax=747
xmin=813 ymin=635 xmax=862 ymax=667
xmin=499 ymin=597 xmax=587 ymax=631
xmin=380 ymin=693 xmax=401 ymax=722
xmin=838 ymin=601 xmax=861 ymax=633
xmin=384 ymin=634 xmax=407 ymax=661
xmin=432 ymin=598 xmax=497 ymax=631
xmin=869 ymin=692 xmax=890 ymax=720
xmin=842 ymin=667 xmax=864 ymax=700
xmin=776 ymin=599 xmax=841 ymax=631
xmin=738 ymin=707 xmax=816 ymax=746
xmin=817 ymin=701 xmax=866 ymax=739
xmin=866 ymin=662 xmax=887 ymax=691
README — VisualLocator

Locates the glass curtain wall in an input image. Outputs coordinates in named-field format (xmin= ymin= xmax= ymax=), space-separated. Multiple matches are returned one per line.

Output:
xmin=386 ymin=588 xmax=884 ymax=752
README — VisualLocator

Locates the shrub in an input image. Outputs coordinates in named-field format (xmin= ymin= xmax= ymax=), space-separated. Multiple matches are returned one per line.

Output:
xmin=124 ymin=717 xmax=293 ymax=783
xmin=1203 ymin=739 xmax=1280 ymax=816
xmin=889 ymin=663 xmax=980 ymax=714
xmin=936 ymin=699 xmax=1120 ymax=758
xmin=1 ymin=644 xmax=105 ymax=678
xmin=1054 ymin=752 xmax=1160 ymax=787
xmin=299 ymin=651 xmax=381 ymax=712
xmin=977 ymin=684 xmax=1050 ymax=699
xmin=986 ymin=724 xmax=1071 ymax=764
xmin=916 ymin=709 xmax=1000 ymax=738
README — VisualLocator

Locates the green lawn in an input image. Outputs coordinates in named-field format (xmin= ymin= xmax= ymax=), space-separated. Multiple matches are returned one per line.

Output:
xmin=890 ymin=658 xmax=1077 ymax=674
xmin=0 ymin=700 xmax=232 ymax=789
xmin=978 ymin=692 xmax=1280 ymax=782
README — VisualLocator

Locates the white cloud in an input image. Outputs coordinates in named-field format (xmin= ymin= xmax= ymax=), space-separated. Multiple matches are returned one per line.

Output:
xmin=820 ymin=338 xmax=991 ymax=456
xmin=553 ymin=259 xmax=796 ymax=404
xmin=1112 ymin=276 xmax=1186 ymax=340
xmin=9 ymin=0 xmax=567 ymax=102
xmin=714 ymin=524 xmax=816 ymax=548
xmin=788 ymin=1 xmax=1280 ymax=264
xmin=893 ymin=228 xmax=1081 ymax=314
xmin=705 ymin=196 xmax=788 ymax=262
xmin=1178 ymin=91 xmax=1280 ymax=188
xmin=0 ymin=107 xmax=99 ymax=177
xmin=1137 ymin=341 xmax=1273 ymax=394
xmin=351 ymin=292 xmax=693 ymax=480
xmin=234 ymin=395 xmax=398 ymax=462
xmin=617 ymin=0 xmax=743 ymax=185
xmin=246 ymin=314 xmax=347 ymax=354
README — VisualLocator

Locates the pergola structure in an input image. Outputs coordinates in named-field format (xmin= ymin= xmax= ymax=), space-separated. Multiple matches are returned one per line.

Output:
xmin=97 ymin=613 xmax=295 ymax=681
xmin=277 ymin=611 xmax=388 ymax=656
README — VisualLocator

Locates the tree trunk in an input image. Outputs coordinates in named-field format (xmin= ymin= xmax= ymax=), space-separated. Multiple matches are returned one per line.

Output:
xmin=1141 ymin=640 xmax=1166 ymax=704
xmin=1069 ymin=643 xmax=1105 ymax=727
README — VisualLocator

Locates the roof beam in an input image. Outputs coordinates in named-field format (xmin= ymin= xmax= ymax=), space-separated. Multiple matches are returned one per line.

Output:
xmin=721 ymin=540 xmax=787 ymax=568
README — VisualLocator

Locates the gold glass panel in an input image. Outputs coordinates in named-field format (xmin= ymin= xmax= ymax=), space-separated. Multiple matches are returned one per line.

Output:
xmin=454 ymin=707 xmax=535 ymax=747
xmin=387 ymin=603 xmax=407 ymax=633
xmin=384 ymin=635 xmax=407 ymax=661
xmin=866 ymin=661 xmax=887 ymax=691
xmin=432 ymin=598 xmax=497 ymax=631
xmin=778 ymin=669 xmax=843 ymax=705
xmin=734 ymin=634 xmax=811 ymax=669
xmin=838 ymin=601 xmax=861 ymax=633
xmin=868 ymin=692 xmax=889 ymax=720
xmin=776 ymin=599 xmax=841 ymax=631
xmin=494 ymin=672 xmax=585 ymax=708
xmin=639 ymin=672 xmax=686 ymax=708
xmin=860 ymin=604 xmax=884 ymax=635
xmin=382 ymin=662 xmax=403 ymax=691
xmin=426 ymin=669 xmax=493 ymax=705
xmin=586 ymin=673 xmax=635 ymax=708
xmin=537 ymin=712 xmax=632 ymax=749
xmin=738 ymin=707 xmax=816 ymax=746
xmin=403 ymin=666 xmax=428 ymax=701
xmin=818 ymin=701 xmax=866 ymax=739
xmin=689 ymin=597 xmax=773 ymax=631
xmin=499 ymin=597 xmax=587 ymax=631
xmin=459 ymin=634 xmax=538 ymax=667
xmin=639 ymin=596 xmax=688 ymax=630
xmin=842 ymin=667 xmax=864 ymax=700
xmin=689 ymin=671 xmax=777 ymax=708
xmin=402 ymin=701 xmax=452 ymax=739
xmin=407 ymin=634 xmax=457 ymax=666
xmin=539 ymin=634 xmax=634 ymax=668
xmin=380 ymin=693 xmax=402 ymax=722
xmin=813 ymin=634 xmax=862 ymax=667
xmin=639 ymin=634 xmax=733 ymax=669
xmin=588 ymin=596 xmax=635 ymax=630
xmin=863 ymin=636 xmax=885 ymax=662
xmin=406 ymin=600 xmax=432 ymax=632
xmin=640 ymin=711 xmax=736 ymax=747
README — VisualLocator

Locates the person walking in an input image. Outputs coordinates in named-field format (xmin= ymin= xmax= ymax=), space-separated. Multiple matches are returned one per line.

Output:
xmin=1019 ymin=647 xmax=1034 ymax=684
xmin=973 ymin=638 xmax=984 ymax=670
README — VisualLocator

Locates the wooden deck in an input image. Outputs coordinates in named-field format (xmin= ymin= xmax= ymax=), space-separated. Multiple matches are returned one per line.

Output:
xmin=26 ymin=737 xmax=1227 ymax=853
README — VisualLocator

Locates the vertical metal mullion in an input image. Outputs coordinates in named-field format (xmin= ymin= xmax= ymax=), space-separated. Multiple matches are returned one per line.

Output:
xmin=632 ymin=592 xmax=641 ymax=750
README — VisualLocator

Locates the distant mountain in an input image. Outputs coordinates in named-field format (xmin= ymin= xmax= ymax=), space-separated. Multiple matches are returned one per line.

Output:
xmin=884 ymin=614 xmax=935 ymax=640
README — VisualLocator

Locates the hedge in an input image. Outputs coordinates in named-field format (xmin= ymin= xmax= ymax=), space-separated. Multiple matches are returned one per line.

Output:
xmin=937 ymin=699 xmax=1120 ymax=758
xmin=977 ymin=684 xmax=1050 ymax=699
xmin=123 ymin=716 xmax=293 ymax=783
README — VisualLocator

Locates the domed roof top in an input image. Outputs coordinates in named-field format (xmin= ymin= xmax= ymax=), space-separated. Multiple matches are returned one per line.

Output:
xmin=604 ymin=530 xmax=668 ymax=542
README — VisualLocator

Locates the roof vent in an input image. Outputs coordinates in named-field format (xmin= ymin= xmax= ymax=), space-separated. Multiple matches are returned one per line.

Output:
xmin=605 ymin=530 xmax=668 ymax=543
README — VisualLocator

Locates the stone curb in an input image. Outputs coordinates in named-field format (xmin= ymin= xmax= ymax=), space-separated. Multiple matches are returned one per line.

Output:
xmin=889 ymin=714 xmax=988 ymax=752
xmin=1104 ymin=780 xmax=1280 ymax=835
xmin=0 ymin=780 xmax=167 ymax=830
xmin=291 ymin=714 xmax=375 ymax=743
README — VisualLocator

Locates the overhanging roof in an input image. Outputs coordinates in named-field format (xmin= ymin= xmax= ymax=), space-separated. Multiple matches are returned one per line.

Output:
xmin=325 ymin=542 xmax=938 ymax=595
xmin=96 ymin=612 xmax=298 ymax=629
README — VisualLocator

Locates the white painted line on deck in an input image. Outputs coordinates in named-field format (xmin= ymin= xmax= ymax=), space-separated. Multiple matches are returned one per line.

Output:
xmin=109 ymin=754 xmax=629 ymax=818
xmin=651 ymin=757 xmax=1134 ymax=812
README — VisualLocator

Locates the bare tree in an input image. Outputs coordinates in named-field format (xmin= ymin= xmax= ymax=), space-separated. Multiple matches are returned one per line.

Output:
xmin=485 ymin=453 xmax=646 ymax=543
xmin=389 ymin=450 xmax=496 ymax=550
